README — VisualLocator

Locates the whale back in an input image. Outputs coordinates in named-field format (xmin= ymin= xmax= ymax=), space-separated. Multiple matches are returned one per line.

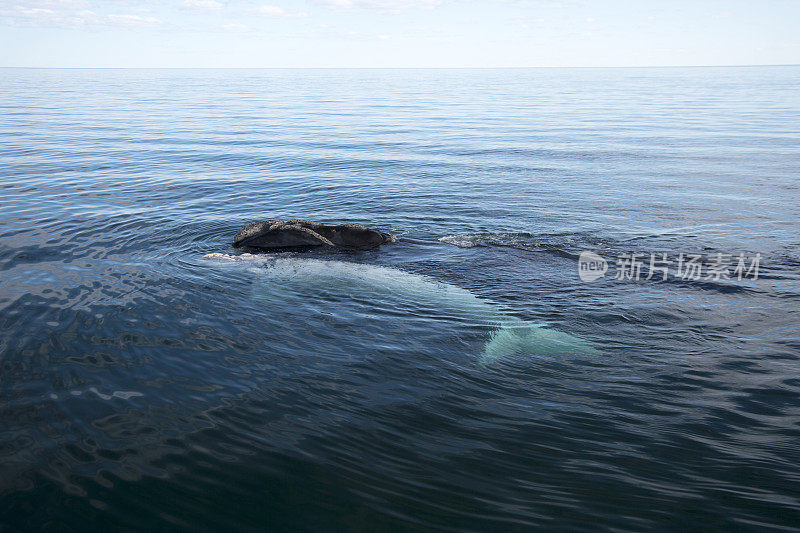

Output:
xmin=202 ymin=253 xmax=597 ymax=364
xmin=233 ymin=220 xmax=396 ymax=251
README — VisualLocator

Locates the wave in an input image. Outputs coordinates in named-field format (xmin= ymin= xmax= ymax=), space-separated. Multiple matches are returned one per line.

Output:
xmin=438 ymin=232 xmax=581 ymax=258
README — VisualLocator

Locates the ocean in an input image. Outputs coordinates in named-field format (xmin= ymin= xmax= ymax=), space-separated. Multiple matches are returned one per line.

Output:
xmin=1 ymin=66 xmax=799 ymax=530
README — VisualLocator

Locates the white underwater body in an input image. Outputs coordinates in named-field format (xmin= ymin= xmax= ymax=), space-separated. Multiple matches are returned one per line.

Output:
xmin=202 ymin=253 xmax=598 ymax=365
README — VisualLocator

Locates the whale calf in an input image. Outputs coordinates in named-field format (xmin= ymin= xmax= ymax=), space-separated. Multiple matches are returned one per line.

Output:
xmin=234 ymin=220 xmax=396 ymax=251
xmin=202 ymin=253 xmax=598 ymax=365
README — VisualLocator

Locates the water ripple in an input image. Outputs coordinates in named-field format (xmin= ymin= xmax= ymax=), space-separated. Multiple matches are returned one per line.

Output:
xmin=1 ymin=66 xmax=799 ymax=531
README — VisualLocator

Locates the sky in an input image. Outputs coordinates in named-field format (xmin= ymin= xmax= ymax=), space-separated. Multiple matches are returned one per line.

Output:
xmin=0 ymin=0 xmax=798 ymax=68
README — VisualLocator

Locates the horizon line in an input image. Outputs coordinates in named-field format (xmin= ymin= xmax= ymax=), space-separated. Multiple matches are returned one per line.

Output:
xmin=2 ymin=63 xmax=799 ymax=70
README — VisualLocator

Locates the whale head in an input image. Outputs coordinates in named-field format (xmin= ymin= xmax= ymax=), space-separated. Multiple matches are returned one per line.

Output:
xmin=233 ymin=220 xmax=396 ymax=251
xmin=316 ymin=223 xmax=397 ymax=250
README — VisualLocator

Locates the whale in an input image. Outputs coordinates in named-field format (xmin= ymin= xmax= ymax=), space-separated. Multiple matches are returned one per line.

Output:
xmin=202 ymin=253 xmax=598 ymax=365
xmin=234 ymin=220 xmax=396 ymax=251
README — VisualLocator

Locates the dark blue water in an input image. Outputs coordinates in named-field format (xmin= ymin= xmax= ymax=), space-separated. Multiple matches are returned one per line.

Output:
xmin=1 ymin=67 xmax=799 ymax=531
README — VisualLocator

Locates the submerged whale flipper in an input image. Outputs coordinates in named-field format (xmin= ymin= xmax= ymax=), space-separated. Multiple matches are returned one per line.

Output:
xmin=481 ymin=321 xmax=600 ymax=366
xmin=202 ymin=253 xmax=598 ymax=365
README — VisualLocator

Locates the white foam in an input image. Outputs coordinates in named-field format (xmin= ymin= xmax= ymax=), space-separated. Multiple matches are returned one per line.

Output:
xmin=64 ymin=388 xmax=144 ymax=400
xmin=438 ymin=235 xmax=480 ymax=248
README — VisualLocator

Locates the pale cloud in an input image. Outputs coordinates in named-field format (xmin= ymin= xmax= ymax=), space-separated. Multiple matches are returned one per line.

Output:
xmin=5 ymin=0 xmax=91 ymax=8
xmin=532 ymin=0 xmax=579 ymax=7
xmin=106 ymin=13 xmax=161 ymax=27
xmin=222 ymin=22 xmax=250 ymax=31
xmin=313 ymin=0 xmax=441 ymax=13
xmin=507 ymin=0 xmax=579 ymax=7
xmin=307 ymin=25 xmax=399 ymax=41
xmin=181 ymin=0 xmax=223 ymax=11
xmin=0 ymin=5 xmax=162 ymax=28
xmin=252 ymin=4 xmax=307 ymax=18
xmin=20 ymin=7 xmax=57 ymax=16
xmin=255 ymin=4 xmax=285 ymax=16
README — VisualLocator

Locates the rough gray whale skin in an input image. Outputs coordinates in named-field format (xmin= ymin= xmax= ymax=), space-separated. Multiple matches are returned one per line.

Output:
xmin=233 ymin=219 xmax=397 ymax=251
